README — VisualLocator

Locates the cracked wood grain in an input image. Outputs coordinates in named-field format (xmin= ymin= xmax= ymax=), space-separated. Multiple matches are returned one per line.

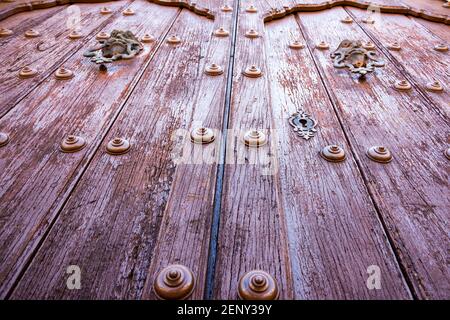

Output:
xmin=0 ymin=1 xmax=180 ymax=298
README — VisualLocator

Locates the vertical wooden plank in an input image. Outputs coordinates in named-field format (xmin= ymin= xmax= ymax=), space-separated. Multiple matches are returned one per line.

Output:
xmin=347 ymin=7 xmax=449 ymax=116
xmin=212 ymin=1 xmax=294 ymax=300
xmin=10 ymin=9 xmax=216 ymax=299
xmin=0 ymin=2 xmax=180 ymax=299
xmin=264 ymin=14 xmax=411 ymax=299
xmin=0 ymin=1 xmax=132 ymax=117
xmin=141 ymin=0 xmax=235 ymax=300
xmin=296 ymin=7 xmax=449 ymax=299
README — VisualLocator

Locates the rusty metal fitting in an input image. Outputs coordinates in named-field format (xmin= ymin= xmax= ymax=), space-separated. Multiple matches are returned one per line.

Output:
xmin=366 ymin=146 xmax=393 ymax=163
xmin=106 ymin=137 xmax=131 ymax=155
xmin=238 ymin=270 xmax=279 ymax=300
xmin=60 ymin=135 xmax=86 ymax=153
xmin=153 ymin=265 xmax=195 ymax=300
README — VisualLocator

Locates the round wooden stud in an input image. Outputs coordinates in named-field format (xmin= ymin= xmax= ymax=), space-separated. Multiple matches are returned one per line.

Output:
xmin=320 ymin=145 xmax=346 ymax=162
xmin=289 ymin=40 xmax=304 ymax=49
xmin=19 ymin=66 xmax=38 ymax=79
xmin=123 ymin=8 xmax=135 ymax=16
xmin=362 ymin=41 xmax=376 ymax=50
xmin=68 ymin=30 xmax=83 ymax=40
xmin=167 ymin=35 xmax=181 ymax=44
xmin=238 ymin=270 xmax=279 ymax=300
xmin=141 ymin=34 xmax=155 ymax=43
xmin=214 ymin=27 xmax=229 ymax=37
xmin=245 ymin=29 xmax=259 ymax=39
xmin=0 ymin=132 xmax=10 ymax=147
xmin=60 ymin=135 xmax=86 ymax=153
xmin=387 ymin=41 xmax=401 ymax=51
xmin=100 ymin=7 xmax=112 ymax=14
xmin=243 ymin=130 xmax=267 ymax=147
xmin=0 ymin=27 xmax=13 ymax=37
xmin=426 ymin=80 xmax=444 ymax=92
xmin=434 ymin=43 xmax=448 ymax=52
xmin=221 ymin=4 xmax=233 ymax=12
xmin=316 ymin=41 xmax=329 ymax=50
xmin=106 ymin=137 xmax=130 ymax=155
xmin=243 ymin=65 xmax=262 ymax=78
xmin=204 ymin=63 xmax=223 ymax=76
xmin=24 ymin=29 xmax=40 ymax=38
xmin=55 ymin=67 xmax=74 ymax=80
xmin=153 ymin=265 xmax=195 ymax=300
xmin=246 ymin=5 xmax=258 ymax=13
xmin=366 ymin=146 xmax=393 ymax=163
xmin=190 ymin=127 xmax=215 ymax=144
xmin=96 ymin=32 xmax=110 ymax=40
xmin=341 ymin=16 xmax=353 ymax=23
xmin=394 ymin=79 xmax=411 ymax=91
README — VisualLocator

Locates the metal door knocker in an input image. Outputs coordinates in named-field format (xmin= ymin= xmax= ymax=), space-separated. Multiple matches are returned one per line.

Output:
xmin=84 ymin=30 xmax=143 ymax=70
xmin=288 ymin=110 xmax=317 ymax=140
xmin=330 ymin=40 xmax=384 ymax=77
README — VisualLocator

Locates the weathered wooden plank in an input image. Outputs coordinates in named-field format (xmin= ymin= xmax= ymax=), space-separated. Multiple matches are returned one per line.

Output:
xmin=212 ymin=2 xmax=294 ymax=300
xmin=347 ymin=7 xmax=450 ymax=117
xmin=142 ymin=0 xmax=235 ymax=300
xmin=296 ymin=7 xmax=450 ymax=299
xmin=414 ymin=18 xmax=450 ymax=43
xmin=0 ymin=1 xmax=180 ymax=299
xmin=11 ymin=9 xmax=215 ymax=299
xmin=0 ymin=1 xmax=131 ymax=118
xmin=262 ymin=14 xmax=411 ymax=299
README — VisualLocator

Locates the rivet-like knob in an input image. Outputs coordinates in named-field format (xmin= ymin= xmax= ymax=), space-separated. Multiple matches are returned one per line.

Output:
xmin=316 ymin=41 xmax=329 ymax=50
xmin=123 ymin=8 xmax=135 ymax=16
xmin=60 ymin=135 xmax=86 ymax=153
xmin=245 ymin=29 xmax=259 ymax=39
xmin=141 ymin=34 xmax=155 ymax=43
xmin=68 ymin=30 xmax=82 ymax=40
xmin=153 ymin=265 xmax=195 ymax=300
xmin=221 ymin=4 xmax=233 ymax=12
xmin=55 ymin=67 xmax=74 ymax=80
xmin=0 ymin=27 xmax=13 ymax=37
xmin=24 ymin=29 xmax=40 ymax=38
xmin=341 ymin=16 xmax=353 ymax=23
xmin=246 ymin=5 xmax=258 ymax=13
xmin=289 ymin=40 xmax=304 ymax=49
xmin=320 ymin=145 xmax=346 ymax=162
xmin=362 ymin=41 xmax=375 ymax=50
xmin=366 ymin=146 xmax=392 ymax=163
xmin=444 ymin=1 xmax=450 ymax=8
xmin=238 ymin=270 xmax=279 ymax=300
xmin=387 ymin=41 xmax=401 ymax=51
xmin=106 ymin=137 xmax=130 ymax=155
xmin=362 ymin=16 xmax=375 ymax=24
xmin=190 ymin=127 xmax=215 ymax=144
xmin=204 ymin=63 xmax=223 ymax=76
xmin=19 ymin=66 xmax=38 ymax=79
xmin=243 ymin=130 xmax=267 ymax=147
xmin=96 ymin=32 xmax=110 ymax=40
xmin=434 ymin=43 xmax=448 ymax=52
xmin=426 ymin=80 xmax=444 ymax=92
xmin=214 ymin=27 xmax=229 ymax=37
xmin=445 ymin=147 xmax=450 ymax=160
xmin=167 ymin=35 xmax=181 ymax=44
xmin=100 ymin=7 xmax=112 ymax=14
xmin=0 ymin=132 xmax=10 ymax=147
xmin=243 ymin=65 xmax=262 ymax=78
xmin=394 ymin=79 xmax=411 ymax=91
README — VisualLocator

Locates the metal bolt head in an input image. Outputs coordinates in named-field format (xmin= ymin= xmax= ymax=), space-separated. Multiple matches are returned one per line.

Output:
xmin=68 ymin=30 xmax=82 ymax=40
xmin=445 ymin=147 xmax=450 ymax=160
xmin=106 ymin=137 xmax=131 ymax=155
xmin=320 ymin=145 xmax=346 ymax=162
xmin=100 ymin=7 xmax=112 ymax=14
xmin=426 ymin=80 xmax=444 ymax=92
xmin=0 ymin=132 xmax=10 ymax=147
xmin=434 ymin=43 xmax=448 ymax=52
xmin=167 ymin=35 xmax=181 ymax=44
xmin=221 ymin=4 xmax=232 ymax=12
xmin=190 ymin=127 xmax=215 ymax=144
xmin=387 ymin=42 xmax=401 ymax=51
xmin=316 ymin=41 xmax=329 ymax=50
xmin=362 ymin=41 xmax=375 ymax=50
xmin=55 ymin=67 xmax=74 ymax=80
xmin=289 ymin=40 xmax=304 ymax=49
xmin=141 ymin=34 xmax=154 ymax=43
xmin=243 ymin=130 xmax=267 ymax=147
xmin=366 ymin=145 xmax=393 ymax=163
xmin=153 ymin=265 xmax=195 ymax=300
xmin=246 ymin=5 xmax=258 ymax=13
xmin=341 ymin=16 xmax=353 ymax=23
xmin=96 ymin=32 xmax=110 ymax=40
xmin=362 ymin=16 xmax=375 ymax=24
xmin=123 ymin=8 xmax=135 ymax=16
xmin=214 ymin=27 xmax=229 ymax=37
xmin=24 ymin=29 xmax=40 ymax=38
xmin=245 ymin=29 xmax=259 ymax=39
xmin=394 ymin=79 xmax=411 ymax=91
xmin=238 ymin=270 xmax=279 ymax=300
xmin=60 ymin=135 xmax=86 ymax=153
